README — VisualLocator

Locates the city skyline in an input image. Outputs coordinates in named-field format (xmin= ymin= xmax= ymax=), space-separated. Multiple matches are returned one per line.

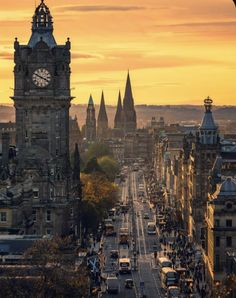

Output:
xmin=0 ymin=0 xmax=236 ymax=105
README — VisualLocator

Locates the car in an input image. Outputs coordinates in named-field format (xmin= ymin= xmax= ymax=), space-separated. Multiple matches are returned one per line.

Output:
xmin=143 ymin=213 xmax=150 ymax=219
xmin=166 ymin=286 xmax=181 ymax=298
xmin=110 ymin=250 xmax=119 ymax=259
xmin=125 ymin=279 xmax=134 ymax=289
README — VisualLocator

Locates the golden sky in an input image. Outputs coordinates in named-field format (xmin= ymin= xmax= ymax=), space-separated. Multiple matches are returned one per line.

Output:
xmin=0 ymin=0 xmax=236 ymax=105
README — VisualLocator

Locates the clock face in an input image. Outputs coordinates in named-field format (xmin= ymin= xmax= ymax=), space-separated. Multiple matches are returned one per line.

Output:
xmin=32 ymin=68 xmax=51 ymax=88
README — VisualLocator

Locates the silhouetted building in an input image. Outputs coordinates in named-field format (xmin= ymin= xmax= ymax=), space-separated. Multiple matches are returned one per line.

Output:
xmin=0 ymin=0 xmax=79 ymax=236
xmin=85 ymin=95 xmax=96 ymax=143
xmin=97 ymin=91 xmax=109 ymax=140
xmin=123 ymin=72 xmax=137 ymax=134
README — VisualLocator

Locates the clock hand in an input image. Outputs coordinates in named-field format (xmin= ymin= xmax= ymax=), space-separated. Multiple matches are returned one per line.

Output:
xmin=34 ymin=73 xmax=50 ymax=83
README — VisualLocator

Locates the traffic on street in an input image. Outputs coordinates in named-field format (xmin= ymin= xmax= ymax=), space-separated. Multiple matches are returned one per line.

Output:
xmin=88 ymin=163 xmax=208 ymax=297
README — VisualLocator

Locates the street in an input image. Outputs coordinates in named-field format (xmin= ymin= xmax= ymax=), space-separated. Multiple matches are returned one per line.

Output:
xmin=101 ymin=169 xmax=164 ymax=297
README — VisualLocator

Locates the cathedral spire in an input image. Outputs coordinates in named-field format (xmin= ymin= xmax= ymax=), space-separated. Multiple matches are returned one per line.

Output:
xmin=98 ymin=91 xmax=108 ymax=124
xmin=123 ymin=71 xmax=134 ymax=110
xmin=122 ymin=72 xmax=137 ymax=133
xmin=114 ymin=91 xmax=123 ymax=129
xmin=97 ymin=91 xmax=109 ymax=140
xmin=28 ymin=0 xmax=56 ymax=48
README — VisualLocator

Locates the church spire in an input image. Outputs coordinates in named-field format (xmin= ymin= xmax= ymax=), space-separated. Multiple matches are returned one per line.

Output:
xmin=97 ymin=91 xmax=109 ymax=140
xmin=123 ymin=71 xmax=134 ymax=110
xmin=85 ymin=95 xmax=96 ymax=142
xmin=98 ymin=91 xmax=108 ymax=123
xmin=122 ymin=72 xmax=137 ymax=133
xmin=28 ymin=0 xmax=56 ymax=48
xmin=114 ymin=91 xmax=123 ymax=129
xmin=73 ymin=143 xmax=81 ymax=182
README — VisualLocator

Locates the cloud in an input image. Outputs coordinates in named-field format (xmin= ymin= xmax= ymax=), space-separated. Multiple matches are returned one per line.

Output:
xmin=72 ymin=78 xmax=121 ymax=86
xmin=72 ymin=50 xmax=232 ymax=73
xmin=0 ymin=52 xmax=13 ymax=60
xmin=156 ymin=20 xmax=236 ymax=28
xmin=55 ymin=5 xmax=145 ymax=13
xmin=72 ymin=53 xmax=101 ymax=59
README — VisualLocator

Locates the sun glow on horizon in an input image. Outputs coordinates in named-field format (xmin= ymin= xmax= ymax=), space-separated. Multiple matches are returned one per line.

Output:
xmin=0 ymin=0 xmax=236 ymax=106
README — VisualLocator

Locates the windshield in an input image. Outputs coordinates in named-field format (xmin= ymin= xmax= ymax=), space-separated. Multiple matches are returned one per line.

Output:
xmin=167 ymin=272 xmax=177 ymax=278
xmin=120 ymin=262 xmax=129 ymax=267
xmin=170 ymin=288 xmax=180 ymax=295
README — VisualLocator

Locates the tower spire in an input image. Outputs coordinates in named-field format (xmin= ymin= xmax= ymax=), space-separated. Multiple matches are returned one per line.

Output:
xmin=114 ymin=91 xmax=123 ymax=129
xmin=97 ymin=91 xmax=109 ymax=140
xmin=28 ymin=0 xmax=56 ymax=48
xmin=98 ymin=91 xmax=108 ymax=123
xmin=199 ymin=97 xmax=218 ymax=145
xmin=122 ymin=72 xmax=137 ymax=132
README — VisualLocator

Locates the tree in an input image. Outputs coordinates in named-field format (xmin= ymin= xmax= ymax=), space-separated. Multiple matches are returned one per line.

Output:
xmin=81 ymin=173 xmax=119 ymax=232
xmin=86 ymin=142 xmax=112 ymax=161
xmin=83 ymin=157 xmax=104 ymax=174
xmin=0 ymin=237 xmax=89 ymax=298
xmin=98 ymin=155 xmax=120 ymax=181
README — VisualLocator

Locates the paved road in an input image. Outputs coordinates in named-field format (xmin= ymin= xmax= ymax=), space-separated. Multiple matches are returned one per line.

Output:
xmin=102 ymin=169 xmax=165 ymax=298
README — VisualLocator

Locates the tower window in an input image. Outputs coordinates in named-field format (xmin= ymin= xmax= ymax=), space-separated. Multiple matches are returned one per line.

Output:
xmin=25 ymin=130 xmax=28 ymax=138
xmin=32 ymin=209 xmax=37 ymax=222
xmin=0 ymin=212 xmax=7 ymax=222
xmin=33 ymin=188 xmax=39 ymax=199
xmin=215 ymin=254 xmax=220 ymax=272
xmin=214 ymin=219 xmax=220 ymax=227
xmin=226 ymin=237 xmax=232 ymax=247
xmin=226 ymin=219 xmax=232 ymax=227
xmin=215 ymin=236 xmax=220 ymax=247
xmin=46 ymin=210 xmax=51 ymax=222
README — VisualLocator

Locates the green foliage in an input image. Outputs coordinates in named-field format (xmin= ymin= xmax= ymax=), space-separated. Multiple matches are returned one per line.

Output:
xmin=98 ymin=155 xmax=120 ymax=181
xmin=86 ymin=142 xmax=112 ymax=161
xmin=83 ymin=157 xmax=104 ymax=174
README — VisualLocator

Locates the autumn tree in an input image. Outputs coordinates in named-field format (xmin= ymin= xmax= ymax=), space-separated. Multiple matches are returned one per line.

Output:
xmin=86 ymin=142 xmax=112 ymax=161
xmin=98 ymin=156 xmax=120 ymax=181
xmin=81 ymin=172 xmax=119 ymax=232
xmin=0 ymin=237 xmax=89 ymax=298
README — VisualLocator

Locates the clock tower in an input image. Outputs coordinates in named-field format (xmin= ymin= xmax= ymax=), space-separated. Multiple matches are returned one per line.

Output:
xmin=12 ymin=0 xmax=72 ymax=170
xmin=11 ymin=1 xmax=75 ymax=236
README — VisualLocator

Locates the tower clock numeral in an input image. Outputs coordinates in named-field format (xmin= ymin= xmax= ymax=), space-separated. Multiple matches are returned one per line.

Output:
xmin=32 ymin=68 xmax=51 ymax=88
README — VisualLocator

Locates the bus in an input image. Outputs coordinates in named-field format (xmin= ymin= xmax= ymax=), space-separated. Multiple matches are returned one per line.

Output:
xmin=119 ymin=227 xmax=129 ymax=244
xmin=119 ymin=258 xmax=131 ymax=274
xmin=161 ymin=267 xmax=178 ymax=289
xmin=147 ymin=222 xmax=157 ymax=235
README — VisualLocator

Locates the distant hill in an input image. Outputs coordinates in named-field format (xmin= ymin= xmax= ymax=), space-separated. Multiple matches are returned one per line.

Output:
xmin=0 ymin=104 xmax=236 ymax=128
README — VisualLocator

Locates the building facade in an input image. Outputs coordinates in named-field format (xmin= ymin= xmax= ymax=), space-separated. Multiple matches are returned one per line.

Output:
xmin=0 ymin=0 xmax=80 ymax=237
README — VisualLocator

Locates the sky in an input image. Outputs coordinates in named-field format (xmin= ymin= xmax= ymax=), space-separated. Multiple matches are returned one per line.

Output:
xmin=0 ymin=0 xmax=236 ymax=105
